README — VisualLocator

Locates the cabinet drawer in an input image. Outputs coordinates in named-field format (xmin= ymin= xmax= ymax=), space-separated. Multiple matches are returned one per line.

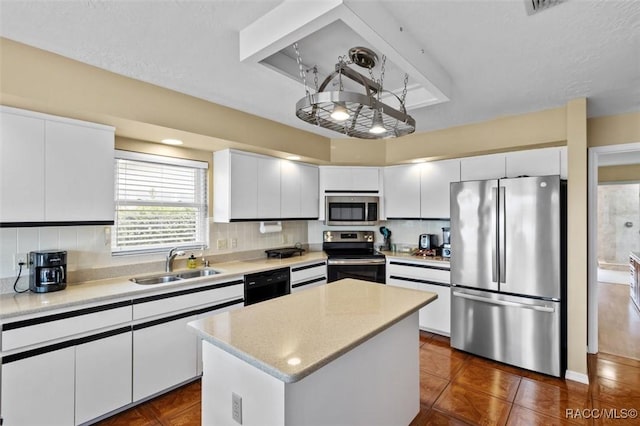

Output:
xmin=387 ymin=261 xmax=450 ymax=283
xmin=1 ymin=302 xmax=132 ymax=352
xmin=291 ymin=262 xmax=327 ymax=283
xmin=133 ymin=281 xmax=243 ymax=320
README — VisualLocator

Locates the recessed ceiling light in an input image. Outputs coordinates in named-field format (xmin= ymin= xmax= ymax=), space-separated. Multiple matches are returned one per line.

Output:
xmin=286 ymin=155 xmax=301 ymax=161
xmin=161 ymin=138 xmax=183 ymax=145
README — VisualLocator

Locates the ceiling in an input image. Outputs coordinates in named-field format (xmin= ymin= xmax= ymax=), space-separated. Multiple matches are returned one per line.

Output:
xmin=0 ymin=0 xmax=639 ymax=140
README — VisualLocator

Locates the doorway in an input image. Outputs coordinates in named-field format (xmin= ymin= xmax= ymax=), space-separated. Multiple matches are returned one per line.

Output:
xmin=588 ymin=142 xmax=640 ymax=360
xmin=596 ymin=182 xmax=640 ymax=359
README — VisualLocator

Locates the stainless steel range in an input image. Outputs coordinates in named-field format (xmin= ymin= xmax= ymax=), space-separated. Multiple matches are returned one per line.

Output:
xmin=323 ymin=231 xmax=386 ymax=284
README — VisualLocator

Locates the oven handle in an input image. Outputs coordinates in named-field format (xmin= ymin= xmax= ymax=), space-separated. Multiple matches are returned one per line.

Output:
xmin=327 ymin=258 xmax=386 ymax=266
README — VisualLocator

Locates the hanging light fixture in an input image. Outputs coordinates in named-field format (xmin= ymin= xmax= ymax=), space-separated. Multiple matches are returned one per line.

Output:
xmin=294 ymin=45 xmax=416 ymax=139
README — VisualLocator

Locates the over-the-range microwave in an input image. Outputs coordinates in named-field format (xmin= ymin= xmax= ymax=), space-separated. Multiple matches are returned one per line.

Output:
xmin=325 ymin=196 xmax=379 ymax=226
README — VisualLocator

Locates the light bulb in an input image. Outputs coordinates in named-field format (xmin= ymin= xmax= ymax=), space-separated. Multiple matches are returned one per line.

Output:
xmin=330 ymin=102 xmax=350 ymax=121
xmin=369 ymin=110 xmax=386 ymax=134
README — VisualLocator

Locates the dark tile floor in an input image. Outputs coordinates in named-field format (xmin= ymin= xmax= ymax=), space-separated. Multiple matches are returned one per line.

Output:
xmin=98 ymin=332 xmax=640 ymax=425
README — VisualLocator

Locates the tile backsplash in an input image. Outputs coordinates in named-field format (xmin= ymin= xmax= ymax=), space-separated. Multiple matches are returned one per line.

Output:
xmin=0 ymin=221 xmax=308 ymax=293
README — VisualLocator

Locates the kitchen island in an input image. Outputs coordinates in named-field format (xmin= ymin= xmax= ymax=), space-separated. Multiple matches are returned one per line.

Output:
xmin=188 ymin=278 xmax=437 ymax=426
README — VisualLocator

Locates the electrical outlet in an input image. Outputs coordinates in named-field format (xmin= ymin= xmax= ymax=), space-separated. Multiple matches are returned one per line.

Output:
xmin=232 ymin=392 xmax=242 ymax=424
xmin=217 ymin=239 xmax=228 ymax=250
xmin=13 ymin=253 xmax=27 ymax=270
xmin=230 ymin=238 xmax=237 ymax=249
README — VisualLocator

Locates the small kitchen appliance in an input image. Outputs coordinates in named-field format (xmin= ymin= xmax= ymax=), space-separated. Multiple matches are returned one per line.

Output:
xmin=418 ymin=234 xmax=438 ymax=250
xmin=441 ymin=227 xmax=451 ymax=258
xmin=29 ymin=250 xmax=67 ymax=293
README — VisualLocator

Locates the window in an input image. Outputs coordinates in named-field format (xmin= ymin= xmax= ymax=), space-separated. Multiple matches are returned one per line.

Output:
xmin=112 ymin=150 xmax=208 ymax=255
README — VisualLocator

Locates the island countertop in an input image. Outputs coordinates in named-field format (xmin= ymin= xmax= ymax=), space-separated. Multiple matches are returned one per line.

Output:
xmin=188 ymin=278 xmax=437 ymax=383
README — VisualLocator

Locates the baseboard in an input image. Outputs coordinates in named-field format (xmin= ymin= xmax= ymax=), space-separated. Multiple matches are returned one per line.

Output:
xmin=565 ymin=370 xmax=589 ymax=384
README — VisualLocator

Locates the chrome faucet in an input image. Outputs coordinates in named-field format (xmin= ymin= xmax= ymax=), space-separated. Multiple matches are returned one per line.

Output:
xmin=166 ymin=247 xmax=185 ymax=272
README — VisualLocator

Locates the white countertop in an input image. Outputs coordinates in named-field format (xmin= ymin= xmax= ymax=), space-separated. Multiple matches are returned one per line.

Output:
xmin=0 ymin=252 xmax=327 ymax=320
xmin=188 ymin=278 xmax=437 ymax=383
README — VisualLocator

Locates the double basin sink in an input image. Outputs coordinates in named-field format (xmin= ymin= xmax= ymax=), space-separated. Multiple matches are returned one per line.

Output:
xmin=130 ymin=268 xmax=220 ymax=285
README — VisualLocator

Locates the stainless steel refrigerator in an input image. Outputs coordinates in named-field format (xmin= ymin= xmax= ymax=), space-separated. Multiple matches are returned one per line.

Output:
xmin=450 ymin=175 xmax=566 ymax=377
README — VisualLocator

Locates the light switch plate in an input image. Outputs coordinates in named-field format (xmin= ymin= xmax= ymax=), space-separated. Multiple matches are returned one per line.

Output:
xmin=232 ymin=392 xmax=242 ymax=424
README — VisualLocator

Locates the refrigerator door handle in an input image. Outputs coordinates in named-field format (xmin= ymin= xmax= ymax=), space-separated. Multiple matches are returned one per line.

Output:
xmin=499 ymin=186 xmax=506 ymax=284
xmin=491 ymin=187 xmax=498 ymax=283
xmin=452 ymin=291 xmax=556 ymax=313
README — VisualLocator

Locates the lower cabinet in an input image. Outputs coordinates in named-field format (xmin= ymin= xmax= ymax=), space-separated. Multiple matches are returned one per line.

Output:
xmin=290 ymin=261 xmax=327 ymax=293
xmin=75 ymin=330 xmax=133 ymax=425
xmin=387 ymin=259 xmax=451 ymax=336
xmin=133 ymin=315 xmax=198 ymax=401
xmin=1 ymin=347 xmax=76 ymax=426
xmin=1 ymin=328 xmax=132 ymax=426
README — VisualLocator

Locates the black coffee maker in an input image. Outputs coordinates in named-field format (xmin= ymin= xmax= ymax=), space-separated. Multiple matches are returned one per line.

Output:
xmin=29 ymin=250 xmax=67 ymax=293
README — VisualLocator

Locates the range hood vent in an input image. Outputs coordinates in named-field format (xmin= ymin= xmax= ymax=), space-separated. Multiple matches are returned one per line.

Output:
xmin=525 ymin=0 xmax=565 ymax=15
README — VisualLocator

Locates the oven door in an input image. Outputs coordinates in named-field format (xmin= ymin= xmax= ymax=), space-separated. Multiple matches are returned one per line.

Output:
xmin=327 ymin=258 xmax=386 ymax=284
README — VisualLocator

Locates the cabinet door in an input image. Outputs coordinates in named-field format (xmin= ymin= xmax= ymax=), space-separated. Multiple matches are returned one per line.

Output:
xmin=416 ymin=283 xmax=451 ymax=336
xmin=1 ymin=347 xmax=75 ymax=425
xmin=460 ymin=153 xmax=506 ymax=181
xmin=383 ymin=165 xmax=421 ymax=219
xmin=387 ymin=276 xmax=417 ymax=290
xmin=229 ymin=152 xmax=258 ymax=219
xmin=281 ymin=160 xmax=300 ymax=218
xmin=45 ymin=120 xmax=114 ymax=222
xmin=133 ymin=315 xmax=198 ymax=401
xmin=351 ymin=167 xmax=380 ymax=191
xmin=320 ymin=167 xmax=352 ymax=192
xmin=299 ymin=163 xmax=319 ymax=218
xmin=505 ymin=147 xmax=561 ymax=178
xmin=0 ymin=112 xmax=45 ymax=222
xmin=75 ymin=330 xmax=132 ymax=425
xmin=420 ymin=159 xmax=460 ymax=219
xmin=257 ymin=157 xmax=281 ymax=218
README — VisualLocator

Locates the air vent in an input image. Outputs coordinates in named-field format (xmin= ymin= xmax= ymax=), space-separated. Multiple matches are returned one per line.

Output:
xmin=525 ymin=0 xmax=565 ymax=15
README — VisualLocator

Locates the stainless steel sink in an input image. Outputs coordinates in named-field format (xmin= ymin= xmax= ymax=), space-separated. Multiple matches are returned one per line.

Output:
xmin=130 ymin=275 xmax=183 ymax=285
xmin=130 ymin=269 xmax=220 ymax=285
xmin=176 ymin=269 xmax=220 ymax=279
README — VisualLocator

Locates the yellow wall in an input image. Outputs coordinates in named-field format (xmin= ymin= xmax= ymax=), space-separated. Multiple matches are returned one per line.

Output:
xmin=598 ymin=164 xmax=640 ymax=183
xmin=588 ymin=112 xmax=640 ymax=147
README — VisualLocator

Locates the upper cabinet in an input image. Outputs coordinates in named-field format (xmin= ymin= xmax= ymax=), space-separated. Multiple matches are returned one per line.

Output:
xmin=319 ymin=166 xmax=381 ymax=193
xmin=0 ymin=106 xmax=115 ymax=226
xmin=383 ymin=164 xmax=421 ymax=218
xmin=460 ymin=153 xmax=506 ymax=181
xmin=214 ymin=149 xmax=319 ymax=222
xmin=383 ymin=160 xmax=460 ymax=220
xmin=420 ymin=159 xmax=461 ymax=219
xmin=460 ymin=147 xmax=566 ymax=181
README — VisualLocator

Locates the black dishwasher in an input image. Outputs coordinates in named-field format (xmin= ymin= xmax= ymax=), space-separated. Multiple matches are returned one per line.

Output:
xmin=244 ymin=267 xmax=290 ymax=306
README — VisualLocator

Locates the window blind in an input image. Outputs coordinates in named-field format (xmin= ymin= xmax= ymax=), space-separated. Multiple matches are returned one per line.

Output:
xmin=112 ymin=150 xmax=208 ymax=255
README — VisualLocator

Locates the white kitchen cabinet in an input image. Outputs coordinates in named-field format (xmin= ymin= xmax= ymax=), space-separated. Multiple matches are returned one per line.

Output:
xmin=1 ymin=346 xmax=76 ymax=426
xmin=0 ymin=106 xmax=115 ymax=225
xmin=214 ymin=149 xmax=318 ymax=221
xmin=383 ymin=164 xmax=421 ymax=219
xmin=420 ymin=159 xmax=460 ymax=219
xmin=291 ymin=261 xmax=327 ymax=293
xmin=257 ymin=156 xmax=281 ymax=219
xmin=320 ymin=166 xmax=380 ymax=193
xmin=0 ymin=111 xmax=45 ymax=222
xmin=281 ymin=161 xmax=319 ymax=219
xmin=133 ymin=314 xmax=199 ymax=401
xmin=75 ymin=330 xmax=132 ymax=425
xmin=505 ymin=147 xmax=563 ymax=178
xmin=416 ymin=282 xmax=451 ymax=336
xmin=45 ymin=121 xmax=114 ymax=222
xmin=386 ymin=259 xmax=451 ymax=335
xmin=460 ymin=153 xmax=506 ymax=181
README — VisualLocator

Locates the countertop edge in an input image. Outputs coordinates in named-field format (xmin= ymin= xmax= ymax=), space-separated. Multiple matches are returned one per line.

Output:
xmin=189 ymin=291 xmax=437 ymax=383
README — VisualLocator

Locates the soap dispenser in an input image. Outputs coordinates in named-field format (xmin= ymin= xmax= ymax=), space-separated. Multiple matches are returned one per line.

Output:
xmin=187 ymin=254 xmax=197 ymax=269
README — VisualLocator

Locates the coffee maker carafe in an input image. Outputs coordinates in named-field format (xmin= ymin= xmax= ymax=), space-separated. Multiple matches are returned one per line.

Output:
xmin=29 ymin=250 xmax=67 ymax=293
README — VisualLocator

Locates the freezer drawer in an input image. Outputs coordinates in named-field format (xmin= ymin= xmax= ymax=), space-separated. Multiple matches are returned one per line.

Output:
xmin=451 ymin=288 xmax=563 ymax=377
